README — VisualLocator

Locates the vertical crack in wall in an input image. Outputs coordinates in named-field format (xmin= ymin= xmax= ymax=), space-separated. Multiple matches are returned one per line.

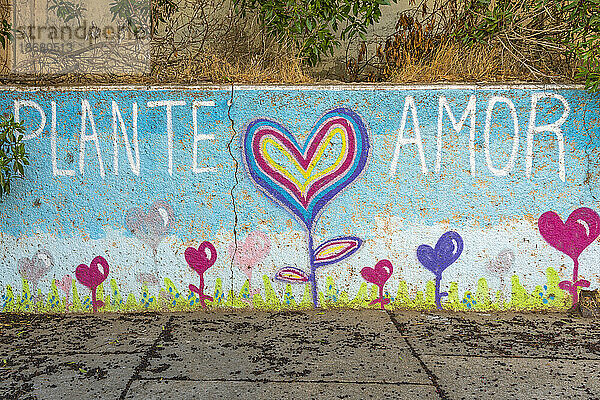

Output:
xmin=227 ymin=82 xmax=239 ymax=296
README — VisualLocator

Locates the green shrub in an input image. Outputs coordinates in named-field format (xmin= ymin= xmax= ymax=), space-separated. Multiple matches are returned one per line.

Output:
xmin=0 ymin=116 xmax=29 ymax=198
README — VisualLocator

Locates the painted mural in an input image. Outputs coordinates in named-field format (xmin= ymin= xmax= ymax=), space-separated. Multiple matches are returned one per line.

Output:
xmin=1 ymin=84 xmax=599 ymax=313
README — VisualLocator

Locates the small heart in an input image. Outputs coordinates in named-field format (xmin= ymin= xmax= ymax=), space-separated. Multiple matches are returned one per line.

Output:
xmin=417 ymin=231 xmax=464 ymax=276
xmin=75 ymin=256 xmax=109 ymax=290
xmin=17 ymin=249 xmax=54 ymax=284
xmin=538 ymin=207 xmax=600 ymax=262
xmin=185 ymin=241 xmax=217 ymax=275
xmin=488 ymin=249 xmax=515 ymax=276
xmin=243 ymin=108 xmax=370 ymax=230
xmin=361 ymin=259 xmax=393 ymax=287
xmin=126 ymin=200 xmax=174 ymax=250
xmin=229 ymin=231 xmax=271 ymax=275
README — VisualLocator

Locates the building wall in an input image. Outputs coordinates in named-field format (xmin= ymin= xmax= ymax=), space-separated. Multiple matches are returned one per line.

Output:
xmin=1 ymin=84 xmax=599 ymax=313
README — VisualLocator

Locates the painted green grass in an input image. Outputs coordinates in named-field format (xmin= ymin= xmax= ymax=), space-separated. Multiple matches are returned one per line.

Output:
xmin=0 ymin=267 xmax=571 ymax=313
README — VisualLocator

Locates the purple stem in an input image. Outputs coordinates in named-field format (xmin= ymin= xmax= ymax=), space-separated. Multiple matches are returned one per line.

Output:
xmin=307 ymin=230 xmax=318 ymax=308
xmin=434 ymin=274 xmax=448 ymax=310
xmin=378 ymin=284 xmax=385 ymax=310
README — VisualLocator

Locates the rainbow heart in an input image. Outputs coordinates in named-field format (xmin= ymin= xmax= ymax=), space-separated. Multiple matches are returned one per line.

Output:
xmin=243 ymin=108 xmax=370 ymax=230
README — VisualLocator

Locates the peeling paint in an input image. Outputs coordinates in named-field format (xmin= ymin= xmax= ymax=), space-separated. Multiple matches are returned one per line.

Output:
xmin=1 ymin=84 xmax=599 ymax=313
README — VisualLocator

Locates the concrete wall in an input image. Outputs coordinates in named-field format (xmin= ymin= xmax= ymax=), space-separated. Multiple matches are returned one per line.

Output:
xmin=1 ymin=84 xmax=599 ymax=313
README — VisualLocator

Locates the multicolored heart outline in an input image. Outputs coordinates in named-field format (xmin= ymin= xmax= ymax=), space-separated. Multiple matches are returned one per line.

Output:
xmin=242 ymin=108 xmax=370 ymax=232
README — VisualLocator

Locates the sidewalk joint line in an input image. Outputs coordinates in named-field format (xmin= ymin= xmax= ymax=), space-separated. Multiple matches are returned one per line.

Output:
xmin=135 ymin=377 xmax=435 ymax=386
xmin=387 ymin=311 xmax=449 ymax=400
xmin=118 ymin=315 xmax=175 ymax=399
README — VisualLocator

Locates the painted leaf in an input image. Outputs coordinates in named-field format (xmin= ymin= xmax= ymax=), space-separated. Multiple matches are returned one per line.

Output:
xmin=275 ymin=267 xmax=309 ymax=283
xmin=313 ymin=236 xmax=362 ymax=267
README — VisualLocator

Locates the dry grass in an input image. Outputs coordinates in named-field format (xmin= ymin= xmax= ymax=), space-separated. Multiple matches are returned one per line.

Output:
xmin=153 ymin=51 xmax=312 ymax=84
xmin=388 ymin=41 xmax=570 ymax=84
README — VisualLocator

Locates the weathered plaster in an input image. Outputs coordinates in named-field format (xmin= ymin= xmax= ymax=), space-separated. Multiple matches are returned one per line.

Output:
xmin=1 ymin=84 xmax=599 ymax=312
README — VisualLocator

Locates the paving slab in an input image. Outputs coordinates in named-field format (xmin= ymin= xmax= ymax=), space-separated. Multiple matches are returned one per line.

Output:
xmin=390 ymin=311 xmax=600 ymax=359
xmin=422 ymin=355 xmax=600 ymax=400
xmin=0 ymin=313 xmax=168 ymax=356
xmin=140 ymin=310 xmax=429 ymax=384
xmin=125 ymin=379 xmax=439 ymax=399
xmin=0 ymin=353 xmax=141 ymax=399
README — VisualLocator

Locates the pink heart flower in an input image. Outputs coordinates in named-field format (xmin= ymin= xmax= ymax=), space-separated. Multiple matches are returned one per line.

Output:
xmin=361 ymin=259 xmax=393 ymax=288
xmin=75 ymin=256 xmax=109 ymax=312
xmin=57 ymin=275 xmax=72 ymax=294
xmin=185 ymin=241 xmax=217 ymax=276
xmin=538 ymin=207 xmax=600 ymax=262
xmin=361 ymin=259 xmax=394 ymax=309
xmin=75 ymin=256 xmax=109 ymax=291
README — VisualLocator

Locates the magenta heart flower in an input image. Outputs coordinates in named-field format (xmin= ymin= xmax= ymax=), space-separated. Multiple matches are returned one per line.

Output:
xmin=185 ymin=241 xmax=217 ymax=275
xmin=75 ymin=256 xmax=109 ymax=312
xmin=361 ymin=259 xmax=393 ymax=309
xmin=538 ymin=207 xmax=600 ymax=305
xmin=185 ymin=241 xmax=217 ymax=308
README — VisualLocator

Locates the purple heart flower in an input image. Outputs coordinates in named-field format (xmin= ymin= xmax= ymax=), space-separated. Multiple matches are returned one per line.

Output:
xmin=417 ymin=231 xmax=464 ymax=276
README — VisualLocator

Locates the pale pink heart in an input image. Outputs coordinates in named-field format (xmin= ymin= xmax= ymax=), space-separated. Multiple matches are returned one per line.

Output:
xmin=229 ymin=231 xmax=271 ymax=277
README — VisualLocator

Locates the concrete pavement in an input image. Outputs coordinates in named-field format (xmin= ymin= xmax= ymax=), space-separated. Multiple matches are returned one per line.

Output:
xmin=1 ymin=310 xmax=599 ymax=399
